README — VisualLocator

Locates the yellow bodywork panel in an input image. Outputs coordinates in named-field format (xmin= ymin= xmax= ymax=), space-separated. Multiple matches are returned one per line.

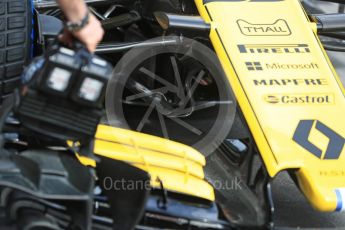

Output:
xmin=91 ymin=125 xmax=215 ymax=201
xmin=195 ymin=0 xmax=345 ymax=212
xmin=75 ymin=153 xmax=97 ymax=168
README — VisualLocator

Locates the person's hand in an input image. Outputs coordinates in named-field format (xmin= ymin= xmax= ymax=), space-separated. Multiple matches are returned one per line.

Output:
xmin=59 ymin=14 xmax=104 ymax=52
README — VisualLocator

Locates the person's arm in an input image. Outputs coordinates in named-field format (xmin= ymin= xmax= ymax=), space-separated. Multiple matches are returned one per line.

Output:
xmin=57 ymin=0 xmax=104 ymax=52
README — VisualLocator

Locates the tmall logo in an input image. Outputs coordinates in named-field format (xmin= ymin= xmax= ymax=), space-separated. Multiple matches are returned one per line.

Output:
xmin=293 ymin=120 xmax=345 ymax=159
xmin=237 ymin=19 xmax=291 ymax=36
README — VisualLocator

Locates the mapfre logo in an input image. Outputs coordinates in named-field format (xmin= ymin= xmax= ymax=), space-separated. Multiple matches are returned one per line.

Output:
xmin=293 ymin=120 xmax=345 ymax=160
xmin=237 ymin=19 xmax=291 ymax=36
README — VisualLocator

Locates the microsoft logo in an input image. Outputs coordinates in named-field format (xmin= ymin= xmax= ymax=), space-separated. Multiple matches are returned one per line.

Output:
xmin=245 ymin=62 xmax=263 ymax=71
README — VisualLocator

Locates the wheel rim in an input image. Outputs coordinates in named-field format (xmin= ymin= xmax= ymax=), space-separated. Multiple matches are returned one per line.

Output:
xmin=106 ymin=37 xmax=237 ymax=156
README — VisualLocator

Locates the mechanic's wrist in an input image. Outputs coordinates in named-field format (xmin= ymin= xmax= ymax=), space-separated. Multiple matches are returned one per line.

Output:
xmin=65 ymin=10 xmax=90 ymax=32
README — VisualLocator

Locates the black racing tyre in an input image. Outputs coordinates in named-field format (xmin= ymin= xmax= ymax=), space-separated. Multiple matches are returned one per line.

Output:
xmin=0 ymin=0 xmax=33 ymax=102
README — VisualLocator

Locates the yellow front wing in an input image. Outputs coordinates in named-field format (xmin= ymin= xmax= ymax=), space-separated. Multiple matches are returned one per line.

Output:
xmin=78 ymin=125 xmax=215 ymax=202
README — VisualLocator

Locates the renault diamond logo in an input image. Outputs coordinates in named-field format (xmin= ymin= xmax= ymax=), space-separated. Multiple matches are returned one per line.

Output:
xmin=293 ymin=120 xmax=345 ymax=159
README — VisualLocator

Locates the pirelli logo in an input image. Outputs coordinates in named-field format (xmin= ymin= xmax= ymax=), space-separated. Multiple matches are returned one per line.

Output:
xmin=238 ymin=44 xmax=311 ymax=54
